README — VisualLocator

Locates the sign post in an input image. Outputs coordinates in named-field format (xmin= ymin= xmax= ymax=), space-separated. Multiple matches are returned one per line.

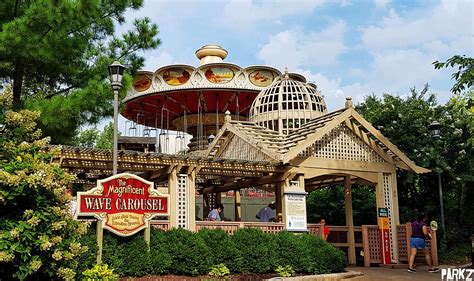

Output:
xmin=378 ymin=207 xmax=391 ymax=265
xmin=284 ymin=191 xmax=308 ymax=232
xmin=77 ymin=173 xmax=169 ymax=262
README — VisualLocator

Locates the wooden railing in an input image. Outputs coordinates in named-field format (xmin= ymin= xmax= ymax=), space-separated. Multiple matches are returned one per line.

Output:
xmin=195 ymin=221 xmax=285 ymax=234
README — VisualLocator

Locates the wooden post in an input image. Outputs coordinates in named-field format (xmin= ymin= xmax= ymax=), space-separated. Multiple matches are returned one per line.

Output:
xmin=203 ymin=193 xmax=210 ymax=219
xmin=390 ymin=173 xmax=400 ymax=262
xmin=362 ymin=225 xmax=370 ymax=267
xmin=168 ymin=167 xmax=178 ymax=228
xmin=96 ymin=220 xmax=103 ymax=264
xmin=144 ymin=226 xmax=151 ymax=251
xmin=188 ymin=169 xmax=196 ymax=231
xmin=275 ymin=183 xmax=283 ymax=222
xmin=344 ymin=176 xmax=356 ymax=265
xmin=281 ymin=179 xmax=289 ymax=228
xmin=234 ymin=189 xmax=241 ymax=222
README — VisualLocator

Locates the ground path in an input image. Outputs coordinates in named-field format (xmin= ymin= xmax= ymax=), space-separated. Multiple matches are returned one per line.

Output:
xmin=351 ymin=265 xmax=443 ymax=281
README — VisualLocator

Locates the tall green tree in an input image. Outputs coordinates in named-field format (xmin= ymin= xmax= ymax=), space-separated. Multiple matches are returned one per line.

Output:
xmin=0 ymin=0 xmax=161 ymax=143
xmin=356 ymin=88 xmax=473 ymax=250
xmin=434 ymin=55 xmax=474 ymax=94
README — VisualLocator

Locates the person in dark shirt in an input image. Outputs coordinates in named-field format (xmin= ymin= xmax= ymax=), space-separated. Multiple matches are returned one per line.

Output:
xmin=408 ymin=215 xmax=439 ymax=273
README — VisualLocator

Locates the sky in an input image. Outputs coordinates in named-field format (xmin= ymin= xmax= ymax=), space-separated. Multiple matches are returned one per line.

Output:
xmin=105 ymin=0 xmax=473 ymax=143
xmin=116 ymin=0 xmax=473 ymax=112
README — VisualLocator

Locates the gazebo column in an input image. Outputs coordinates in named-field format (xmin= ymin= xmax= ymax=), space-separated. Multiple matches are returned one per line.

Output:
xmin=344 ymin=176 xmax=356 ymax=265
xmin=376 ymin=171 xmax=399 ymax=263
xmin=168 ymin=167 xmax=178 ymax=228
xmin=187 ymin=169 xmax=196 ymax=231
xmin=275 ymin=182 xmax=283 ymax=222
xmin=234 ymin=190 xmax=242 ymax=221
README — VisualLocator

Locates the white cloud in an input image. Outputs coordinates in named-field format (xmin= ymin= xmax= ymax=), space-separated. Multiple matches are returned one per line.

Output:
xmin=257 ymin=21 xmax=346 ymax=70
xmin=221 ymin=0 xmax=325 ymax=29
xmin=362 ymin=1 xmax=472 ymax=53
xmin=143 ymin=51 xmax=176 ymax=70
xmin=374 ymin=0 xmax=390 ymax=8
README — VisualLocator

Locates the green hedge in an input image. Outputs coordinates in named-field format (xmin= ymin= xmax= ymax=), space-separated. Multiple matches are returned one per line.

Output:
xmin=79 ymin=227 xmax=347 ymax=278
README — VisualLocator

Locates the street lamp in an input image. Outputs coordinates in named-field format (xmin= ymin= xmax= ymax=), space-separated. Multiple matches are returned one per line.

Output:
xmin=108 ymin=61 xmax=126 ymax=175
xmin=430 ymin=120 xmax=445 ymax=239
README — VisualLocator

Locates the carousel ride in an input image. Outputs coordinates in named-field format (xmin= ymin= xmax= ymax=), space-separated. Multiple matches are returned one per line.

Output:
xmin=122 ymin=44 xmax=325 ymax=154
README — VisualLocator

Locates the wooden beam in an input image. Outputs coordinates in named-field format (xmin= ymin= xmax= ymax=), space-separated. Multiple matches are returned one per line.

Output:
xmin=291 ymin=157 xmax=396 ymax=174
xmin=344 ymin=176 xmax=356 ymax=265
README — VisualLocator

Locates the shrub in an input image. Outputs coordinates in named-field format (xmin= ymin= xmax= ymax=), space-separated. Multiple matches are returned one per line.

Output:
xmin=102 ymin=232 xmax=126 ymax=276
xmin=275 ymin=231 xmax=313 ymax=272
xmin=231 ymin=228 xmax=278 ymax=273
xmin=164 ymin=228 xmax=212 ymax=275
xmin=208 ymin=263 xmax=231 ymax=277
xmin=275 ymin=265 xmax=295 ymax=277
xmin=149 ymin=229 xmax=173 ymax=274
xmin=0 ymin=91 xmax=89 ymax=280
xmin=300 ymin=234 xmax=347 ymax=274
xmin=197 ymin=228 xmax=242 ymax=272
xmin=76 ymin=228 xmax=99 ymax=275
xmin=119 ymin=234 xmax=152 ymax=276
xmin=81 ymin=264 xmax=118 ymax=281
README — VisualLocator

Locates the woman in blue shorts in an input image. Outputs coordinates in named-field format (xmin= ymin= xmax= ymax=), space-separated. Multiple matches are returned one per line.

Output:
xmin=408 ymin=215 xmax=439 ymax=273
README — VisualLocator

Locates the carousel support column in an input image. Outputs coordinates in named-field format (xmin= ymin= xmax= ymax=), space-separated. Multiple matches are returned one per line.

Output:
xmin=168 ymin=167 xmax=178 ymax=228
xmin=235 ymin=189 xmax=242 ymax=222
xmin=188 ymin=169 xmax=197 ymax=231
xmin=344 ymin=176 xmax=356 ymax=265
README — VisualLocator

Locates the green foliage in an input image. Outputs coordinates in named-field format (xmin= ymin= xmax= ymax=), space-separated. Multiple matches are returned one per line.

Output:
xmin=76 ymin=229 xmax=100 ymax=275
xmin=0 ymin=90 xmax=90 ymax=280
xmin=231 ymin=228 xmax=278 ymax=273
xmin=434 ymin=55 xmax=474 ymax=94
xmin=197 ymin=228 xmax=242 ymax=272
xmin=275 ymin=232 xmax=313 ymax=272
xmin=208 ymin=263 xmax=231 ymax=277
xmin=164 ymin=228 xmax=213 ymax=276
xmin=356 ymin=88 xmax=473 ymax=257
xmin=81 ymin=264 xmax=118 ymax=281
xmin=73 ymin=128 xmax=100 ymax=148
xmin=96 ymin=122 xmax=115 ymax=149
xmin=119 ymin=234 xmax=152 ymax=276
xmin=149 ymin=230 xmax=173 ymax=275
xmin=275 ymin=265 xmax=295 ymax=277
xmin=0 ymin=0 xmax=161 ymax=143
xmin=300 ymin=234 xmax=347 ymax=274
xmin=306 ymin=185 xmax=376 ymax=225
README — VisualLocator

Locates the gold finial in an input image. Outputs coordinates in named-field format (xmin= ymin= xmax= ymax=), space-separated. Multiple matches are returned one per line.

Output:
xmin=345 ymin=97 xmax=353 ymax=108
xmin=224 ymin=110 xmax=231 ymax=122
xmin=284 ymin=67 xmax=289 ymax=79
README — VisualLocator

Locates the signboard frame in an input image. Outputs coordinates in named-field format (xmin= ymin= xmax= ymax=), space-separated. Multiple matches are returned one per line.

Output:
xmin=77 ymin=173 xmax=169 ymax=237
xmin=284 ymin=191 xmax=308 ymax=232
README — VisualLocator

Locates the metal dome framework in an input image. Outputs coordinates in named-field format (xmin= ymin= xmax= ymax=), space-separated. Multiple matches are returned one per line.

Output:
xmin=249 ymin=74 xmax=328 ymax=135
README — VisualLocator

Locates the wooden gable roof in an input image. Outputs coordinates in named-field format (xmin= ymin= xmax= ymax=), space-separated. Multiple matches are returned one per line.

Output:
xmin=206 ymin=107 xmax=430 ymax=174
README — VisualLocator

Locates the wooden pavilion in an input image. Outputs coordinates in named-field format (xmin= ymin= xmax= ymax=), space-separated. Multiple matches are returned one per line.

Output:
xmin=55 ymin=97 xmax=433 ymax=266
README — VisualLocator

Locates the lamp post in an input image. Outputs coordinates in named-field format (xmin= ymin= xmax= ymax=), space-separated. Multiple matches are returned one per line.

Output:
xmin=108 ymin=61 xmax=126 ymax=175
xmin=430 ymin=121 xmax=445 ymax=239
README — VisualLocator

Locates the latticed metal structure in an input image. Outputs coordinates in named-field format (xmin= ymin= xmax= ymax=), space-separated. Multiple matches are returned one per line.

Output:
xmin=249 ymin=71 xmax=327 ymax=135
xmin=57 ymin=45 xmax=436 ymax=267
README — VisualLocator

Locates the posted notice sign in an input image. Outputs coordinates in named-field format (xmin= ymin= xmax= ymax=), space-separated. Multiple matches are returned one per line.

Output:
xmin=284 ymin=192 xmax=308 ymax=232
xmin=378 ymin=207 xmax=391 ymax=264
xmin=77 ymin=173 xmax=169 ymax=236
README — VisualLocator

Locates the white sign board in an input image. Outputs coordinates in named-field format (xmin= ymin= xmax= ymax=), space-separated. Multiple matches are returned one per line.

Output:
xmin=284 ymin=192 xmax=308 ymax=232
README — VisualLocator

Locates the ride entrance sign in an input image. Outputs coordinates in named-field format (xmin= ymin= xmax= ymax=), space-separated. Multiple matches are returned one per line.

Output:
xmin=378 ymin=207 xmax=391 ymax=265
xmin=77 ymin=173 xmax=169 ymax=236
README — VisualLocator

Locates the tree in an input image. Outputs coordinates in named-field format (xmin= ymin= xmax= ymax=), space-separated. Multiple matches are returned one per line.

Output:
xmin=0 ymin=89 xmax=90 ymax=280
xmin=433 ymin=55 xmax=474 ymax=94
xmin=356 ymin=87 xmax=473 ymax=253
xmin=96 ymin=122 xmax=115 ymax=149
xmin=73 ymin=128 xmax=100 ymax=148
xmin=0 ymin=0 xmax=161 ymax=143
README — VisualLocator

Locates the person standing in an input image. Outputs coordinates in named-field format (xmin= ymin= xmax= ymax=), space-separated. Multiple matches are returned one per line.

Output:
xmin=408 ymin=215 xmax=439 ymax=273
xmin=208 ymin=203 xmax=224 ymax=221
xmin=320 ymin=218 xmax=330 ymax=241
xmin=256 ymin=202 xmax=276 ymax=222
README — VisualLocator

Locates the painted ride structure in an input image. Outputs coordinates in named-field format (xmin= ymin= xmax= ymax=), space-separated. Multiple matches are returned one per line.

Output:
xmin=58 ymin=45 xmax=438 ymax=267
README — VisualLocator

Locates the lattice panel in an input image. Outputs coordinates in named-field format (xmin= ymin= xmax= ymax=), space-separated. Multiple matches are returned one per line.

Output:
xmin=397 ymin=225 xmax=408 ymax=261
xmin=208 ymin=193 xmax=217 ymax=210
xmin=219 ymin=135 xmax=273 ymax=161
xmin=383 ymin=173 xmax=396 ymax=261
xmin=367 ymin=226 xmax=381 ymax=262
xmin=299 ymin=124 xmax=385 ymax=162
xmin=177 ymin=174 xmax=189 ymax=229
